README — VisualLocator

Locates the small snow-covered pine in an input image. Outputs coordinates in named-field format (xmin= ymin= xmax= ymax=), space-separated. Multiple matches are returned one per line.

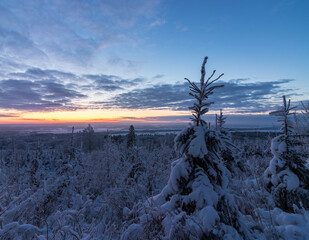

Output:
xmin=264 ymin=96 xmax=309 ymax=211
xmin=122 ymin=57 xmax=250 ymax=239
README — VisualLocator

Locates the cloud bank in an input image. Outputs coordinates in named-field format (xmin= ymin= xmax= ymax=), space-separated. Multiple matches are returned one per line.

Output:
xmin=103 ymin=78 xmax=299 ymax=113
xmin=0 ymin=66 xmax=302 ymax=114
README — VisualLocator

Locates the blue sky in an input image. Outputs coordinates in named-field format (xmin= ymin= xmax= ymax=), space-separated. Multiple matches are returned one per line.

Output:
xmin=0 ymin=0 xmax=308 ymax=126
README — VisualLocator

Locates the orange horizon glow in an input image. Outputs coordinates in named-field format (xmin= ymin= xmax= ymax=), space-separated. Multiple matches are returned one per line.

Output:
xmin=0 ymin=108 xmax=191 ymax=124
xmin=0 ymin=118 xmax=191 ymax=124
xmin=0 ymin=108 xmax=274 ymax=124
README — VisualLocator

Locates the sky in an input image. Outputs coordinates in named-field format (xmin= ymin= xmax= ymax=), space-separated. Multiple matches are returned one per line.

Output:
xmin=0 ymin=0 xmax=308 ymax=128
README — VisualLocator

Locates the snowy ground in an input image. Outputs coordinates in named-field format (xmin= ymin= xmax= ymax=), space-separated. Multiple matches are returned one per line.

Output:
xmin=0 ymin=129 xmax=308 ymax=239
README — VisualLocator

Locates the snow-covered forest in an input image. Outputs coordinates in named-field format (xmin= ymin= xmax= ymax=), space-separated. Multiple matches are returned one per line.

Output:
xmin=0 ymin=58 xmax=308 ymax=240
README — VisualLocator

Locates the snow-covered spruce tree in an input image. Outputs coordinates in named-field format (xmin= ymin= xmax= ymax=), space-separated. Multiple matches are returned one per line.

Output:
xmin=217 ymin=109 xmax=226 ymax=130
xmin=264 ymin=96 xmax=309 ymax=211
xmin=82 ymin=124 xmax=95 ymax=152
xmin=216 ymin=109 xmax=243 ymax=174
xmin=126 ymin=125 xmax=144 ymax=183
xmin=122 ymin=57 xmax=249 ymax=239
xmin=127 ymin=125 xmax=137 ymax=149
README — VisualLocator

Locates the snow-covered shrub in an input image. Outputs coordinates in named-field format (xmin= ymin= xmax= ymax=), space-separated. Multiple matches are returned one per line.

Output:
xmin=264 ymin=96 xmax=309 ymax=212
xmin=122 ymin=57 xmax=250 ymax=239
xmin=255 ymin=206 xmax=309 ymax=240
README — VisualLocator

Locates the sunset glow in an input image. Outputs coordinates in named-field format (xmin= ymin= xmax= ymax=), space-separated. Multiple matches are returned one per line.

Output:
xmin=0 ymin=109 xmax=191 ymax=124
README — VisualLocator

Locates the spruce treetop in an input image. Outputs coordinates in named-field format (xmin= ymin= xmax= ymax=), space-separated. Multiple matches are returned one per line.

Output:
xmin=270 ymin=95 xmax=296 ymax=136
xmin=185 ymin=56 xmax=224 ymax=126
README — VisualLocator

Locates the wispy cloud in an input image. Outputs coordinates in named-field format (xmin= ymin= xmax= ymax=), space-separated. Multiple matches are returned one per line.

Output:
xmin=0 ymin=113 xmax=19 ymax=118
xmin=150 ymin=19 xmax=166 ymax=27
xmin=176 ymin=24 xmax=188 ymax=32
xmin=0 ymin=0 xmax=161 ymax=70
xmin=152 ymin=74 xmax=165 ymax=79
xmin=106 ymin=55 xmax=144 ymax=73
xmin=84 ymin=74 xmax=145 ymax=92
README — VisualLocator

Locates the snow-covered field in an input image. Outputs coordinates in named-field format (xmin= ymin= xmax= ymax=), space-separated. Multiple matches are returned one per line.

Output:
xmin=0 ymin=127 xmax=308 ymax=239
